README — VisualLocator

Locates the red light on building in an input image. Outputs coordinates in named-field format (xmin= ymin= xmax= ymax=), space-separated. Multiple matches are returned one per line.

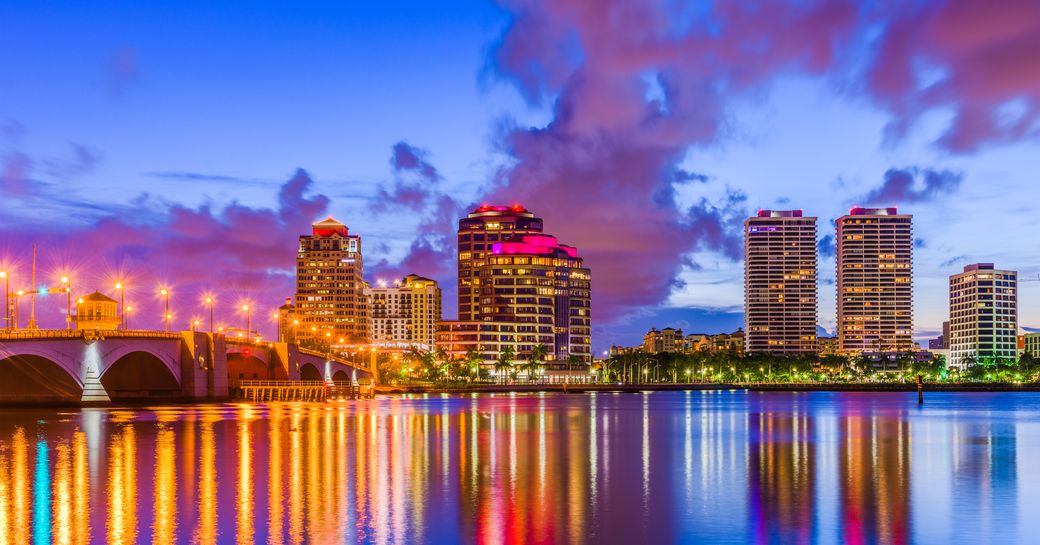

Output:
xmin=242 ymin=348 xmax=252 ymax=357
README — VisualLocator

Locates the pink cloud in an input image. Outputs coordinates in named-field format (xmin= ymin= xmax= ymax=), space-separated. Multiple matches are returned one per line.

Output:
xmin=867 ymin=0 xmax=1040 ymax=151
xmin=0 ymin=169 xmax=328 ymax=335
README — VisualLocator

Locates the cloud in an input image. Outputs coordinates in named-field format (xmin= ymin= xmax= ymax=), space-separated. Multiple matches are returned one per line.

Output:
xmin=0 ymin=169 xmax=329 ymax=332
xmin=858 ymin=167 xmax=963 ymax=206
xmin=818 ymin=234 xmax=836 ymax=259
xmin=485 ymin=0 xmax=857 ymax=319
xmin=146 ymin=171 xmax=247 ymax=183
xmin=866 ymin=0 xmax=1040 ymax=152
xmin=369 ymin=143 xmax=464 ymax=301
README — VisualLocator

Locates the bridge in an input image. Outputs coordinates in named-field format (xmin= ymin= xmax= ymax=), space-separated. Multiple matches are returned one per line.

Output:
xmin=0 ymin=329 xmax=373 ymax=404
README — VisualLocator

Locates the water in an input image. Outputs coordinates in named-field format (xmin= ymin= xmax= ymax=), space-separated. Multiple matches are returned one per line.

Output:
xmin=0 ymin=390 xmax=1037 ymax=545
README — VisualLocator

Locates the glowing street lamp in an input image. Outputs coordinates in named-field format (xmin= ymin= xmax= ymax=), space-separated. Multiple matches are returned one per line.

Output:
xmin=0 ymin=270 xmax=8 ymax=330
xmin=61 ymin=276 xmax=72 ymax=330
xmin=160 ymin=288 xmax=170 ymax=331
xmin=125 ymin=305 xmax=133 ymax=329
xmin=115 ymin=282 xmax=126 ymax=329
xmin=204 ymin=295 xmax=214 ymax=333
xmin=242 ymin=304 xmax=251 ymax=341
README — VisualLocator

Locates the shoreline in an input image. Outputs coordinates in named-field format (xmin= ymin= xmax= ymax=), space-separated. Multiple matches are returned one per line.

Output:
xmin=376 ymin=382 xmax=1040 ymax=395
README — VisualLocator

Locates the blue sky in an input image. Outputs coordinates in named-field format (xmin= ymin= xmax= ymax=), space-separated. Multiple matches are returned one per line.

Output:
xmin=2 ymin=0 xmax=1039 ymax=350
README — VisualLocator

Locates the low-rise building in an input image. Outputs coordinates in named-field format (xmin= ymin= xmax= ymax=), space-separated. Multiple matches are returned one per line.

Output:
xmin=75 ymin=292 xmax=120 ymax=330
xmin=1022 ymin=333 xmax=1040 ymax=357
xmin=643 ymin=327 xmax=684 ymax=353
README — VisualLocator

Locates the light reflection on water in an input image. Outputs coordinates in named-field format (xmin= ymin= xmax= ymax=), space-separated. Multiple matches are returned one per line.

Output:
xmin=0 ymin=391 xmax=1036 ymax=544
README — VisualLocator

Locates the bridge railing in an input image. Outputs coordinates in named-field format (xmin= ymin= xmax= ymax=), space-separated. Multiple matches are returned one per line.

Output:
xmin=239 ymin=380 xmax=333 ymax=388
xmin=0 ymin=328 xmax=183 ymax=341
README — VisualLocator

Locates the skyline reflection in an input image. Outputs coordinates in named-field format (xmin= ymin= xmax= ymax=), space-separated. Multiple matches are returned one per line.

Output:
xmin=0 ymin=392 xmax=1033 ymax=544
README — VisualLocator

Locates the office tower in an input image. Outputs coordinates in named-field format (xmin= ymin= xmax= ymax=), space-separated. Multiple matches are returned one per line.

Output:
xmin=365 ymin=274 xmax=442 ymax=349
xmin=744 ymin=210 xmax=818 ymax=354
xmin=836 ymin=207 xmax=913 ymax=353
xmin=457 ymin=204 xmax=545 ymax=321
xmin=443 ymin=204 xmax=591 ymax=366
xmin=294 ymin=217 xmax=367 ymax=347
xmin=948 ymin=263 xmax=1018 ymax=369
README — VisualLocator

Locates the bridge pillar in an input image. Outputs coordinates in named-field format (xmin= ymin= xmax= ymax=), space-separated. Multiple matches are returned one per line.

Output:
xmin=178 ymin=332 xmax=229 ymax=400
xmin=210 ymin=334 xmax=229 ymax=399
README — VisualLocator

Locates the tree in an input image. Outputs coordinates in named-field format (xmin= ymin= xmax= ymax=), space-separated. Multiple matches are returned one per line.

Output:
xmin=525 ymin=344 xmax=548 ymax=381
xmin=495 ymin=346 xmax=515 ymax=383
xmin=464 ymin=349 xmax=484 ymax=382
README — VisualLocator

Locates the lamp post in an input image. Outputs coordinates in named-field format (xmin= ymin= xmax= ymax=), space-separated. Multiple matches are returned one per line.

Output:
xmin=61 ymin=276 xmax=71 ymax=330
xmin=115 ymin=282 xmax=125 ymax=329
xmin=242 ymin=304 xmax=251 ymax=341
xmin=205 ymin=296 xmax=214 ymax=333
xmin=160 ymin=288 xmax=170 ymax=331
xmin=0 ymin=270 xmax=7 ymax=330
xmin=125 ymin=305 xmax=133 ymax=329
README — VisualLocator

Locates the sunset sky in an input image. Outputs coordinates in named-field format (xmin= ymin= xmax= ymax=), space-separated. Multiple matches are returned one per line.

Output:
xmin=2 ymin=0 xmax=1039 ymax=350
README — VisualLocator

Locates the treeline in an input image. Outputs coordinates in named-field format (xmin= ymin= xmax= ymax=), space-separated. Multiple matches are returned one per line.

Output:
xmin=603 ymin=350 xmax=1040 ymax=382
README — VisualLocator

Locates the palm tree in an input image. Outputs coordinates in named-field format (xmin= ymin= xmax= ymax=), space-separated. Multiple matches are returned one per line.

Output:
xmin=496 ymin=346 xmax=515 ymax=383
xmin=464 ymin=349 xmax=484 ymax=382
xmin=525 ymin=343 xmax=548 ymax=381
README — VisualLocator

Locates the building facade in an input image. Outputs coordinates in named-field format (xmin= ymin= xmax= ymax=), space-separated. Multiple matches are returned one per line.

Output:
xmin=366 ymin=274 xmax=442 ymax=349
xmin=1022 ymin=333 xmax=1040 ymax=357
xmin=836 ymin=207 xmax=914 ymax=354
xmin=294 ymin=217 xmax=368 ymax=348
xmin=75 ymin=291 xmax=120 ymax=330
xmin=948 ymin=263 xmax=1018 ymax=369
xmin=447 ymin=204 xmax=591 ymax=365
xmin=744 ymin=210 xmax=818 ymax=354
xmin=643 ymin=327 xmax=684 ymax=353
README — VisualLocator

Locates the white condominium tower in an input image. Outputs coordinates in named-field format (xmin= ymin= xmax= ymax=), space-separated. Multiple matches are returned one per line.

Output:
xmin=836 ymin=207 xmax=913 ymax=354
xmin=949 ymin=263 xmax=1018 ymax=369
xmin=744 ymin=210 xmax=818 ymax=354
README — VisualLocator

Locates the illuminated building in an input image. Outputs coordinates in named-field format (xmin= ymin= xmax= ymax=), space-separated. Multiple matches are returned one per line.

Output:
xmin=365 ymin=274 xmax=442 ymax=349
xmin=744 ymin=210 xmax=818 ymax=354
xmin=446 ymin=204 xmax=591 ymax=365
xmin=1023 ymin=333 xmax=1040 ymax=357
xmin=75 ymin=291 xmax=120 ymax=330
xmin=643 ymin=327 xmax=684 ymax=353
xmin=948 ymin=263 xmax=1018 ymax=370
xmin=276 ymin=297 xmax=295 ymax=342
xmin=294 ymin=217 xmax=368 ymax=347
xmin=836 ymin=207 xmax=913 ymax=356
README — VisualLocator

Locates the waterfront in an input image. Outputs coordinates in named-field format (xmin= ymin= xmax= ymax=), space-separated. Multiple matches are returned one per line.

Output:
xmin=0 ymin=391 xmax=1037 ymax=544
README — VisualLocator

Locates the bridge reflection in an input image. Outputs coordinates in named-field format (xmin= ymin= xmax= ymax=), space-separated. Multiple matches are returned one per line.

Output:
xmin=0 ymin=394 xmax=1027 ymax=544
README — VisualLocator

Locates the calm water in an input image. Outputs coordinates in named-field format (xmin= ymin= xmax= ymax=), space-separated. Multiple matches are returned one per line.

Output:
xmin=0 ymin=391 xmax=1038 ymax=545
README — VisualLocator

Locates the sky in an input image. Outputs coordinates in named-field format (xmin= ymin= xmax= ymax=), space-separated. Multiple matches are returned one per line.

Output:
xmin=1 ymin=0 xmax=1039 ymax=352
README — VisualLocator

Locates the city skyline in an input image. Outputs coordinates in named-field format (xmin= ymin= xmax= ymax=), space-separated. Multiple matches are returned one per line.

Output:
xmin=3 ymin=1 xmax=1040 ymax=352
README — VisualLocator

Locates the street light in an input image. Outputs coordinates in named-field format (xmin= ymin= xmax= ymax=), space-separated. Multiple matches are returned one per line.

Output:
xmin=242 ymin=304 xmax=251 ymax=341
xmin=125 ymin=305 xmax=133 ymax=329
xmin=204 ymin=295 xmax=214 ymax=333
xmin=115 ymin=282 xmax=125 ymax=329
xmin=0 ymin=270 xmax=8 ymax=330
xmin=61 ymin=276 xmax=71 ymax=330
xmin=160 ymin=288 xmax=170 ymax=331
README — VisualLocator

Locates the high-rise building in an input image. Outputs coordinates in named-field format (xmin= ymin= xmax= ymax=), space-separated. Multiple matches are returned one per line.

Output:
xmin=744 ymin=210 xmax=818 ymax=354
xmin=458 ymin=204 xmax=544 ymax=321
xmin=365 ymin=274 xmax=442 ymax=349
xmin=294 ymin=217 xmax=367 ymax=348
xmin=836 ymin=207 xmax=913 ymax=354
xmin=444 ymin=204 xmax=591 ymax=366
xmin=948 ymin=263 xmax=1018 ymax=369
